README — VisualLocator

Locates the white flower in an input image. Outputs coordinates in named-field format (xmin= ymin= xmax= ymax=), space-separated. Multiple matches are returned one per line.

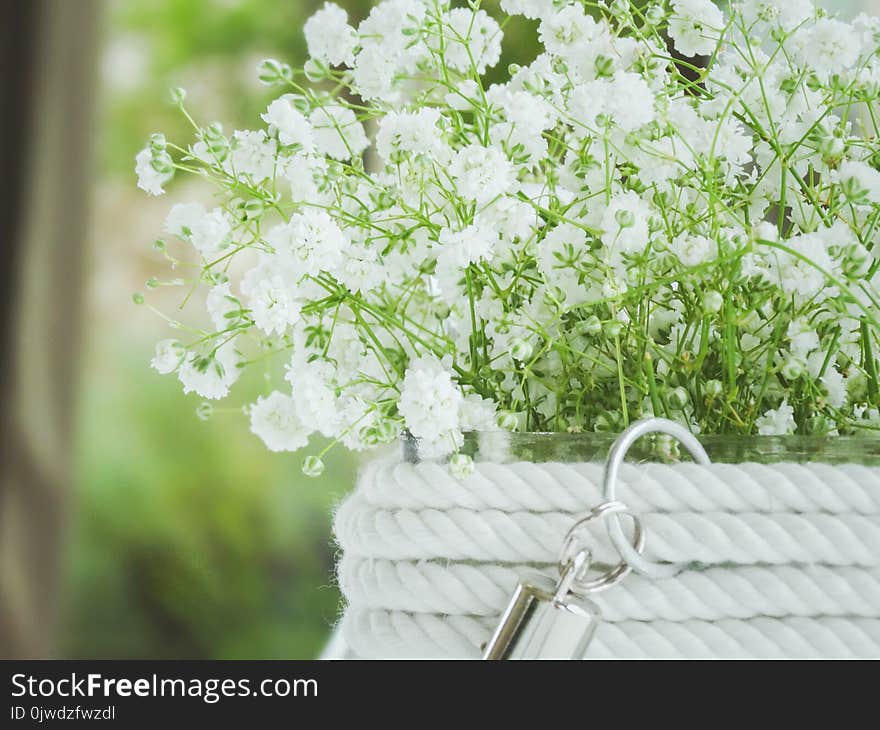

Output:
xmin=358 ymin=0 xmax=426 ymax=56
xmin=598 ymin=191 xmax=653 ymax=256
xmin=351 ymin=44 xmax=400 ymax=102
xmin=538 ymin=4 xmax=598 ymax=59
xmin=740 ymin=0 xmax=814 ymax=31
xmin=476 ymin=196 xmax=539 ymax=245
xmin=568 ymin=72 xmax=655 ymax=132
xmin=310 ymin=104 xmax=369 ymax=161
xmin=286 ymin=359 xmax=340 ymax=437
xmin=766 ymin=229 xmax=837 ymax=300
xmin=376 ymin=108 xmax=444 ymax=163
xmin=787 ymin=317 xmax=819 ymax=360
xmin=151 ymin=339 xmax=185 ymax=374
xmin=262 ymin=96 xmax=315 ymax=151
xmin=437 ymin=224 xmax=495 ymax=271
xmin=501 ymin=0 xmax=555 ymax=20
xmin=164 ymin=202 xmax=204 ymax=239
xmin=398 ymin=355 xmax=463 ymax=444
xmin=839 ymin=160 xmax=880 ymax=204
xmin=449 ymin=144 xmax=514 ymax=204
xmin=489 ymin=85 xmax=555 ymax=136
xmin=178 ymin=341 xmax=241 ymax=400
xmin=668 ymin=0 xmax=724 ymax=57
xmin=459 ymin=393 xmax=498 ymax=431
xmin=135 ymin=147 xmax=171 ymax=195
xmin=164 ymin=203 xmax=232 ymax=256
xmin=756 ymin=399 xmax=796 ymax=435
xmin=337 ymin=242 xmax=384 ymax=294
xmin=228 ymin=129 xmax=277 ymax=183
xmin=304 ymin=3 xmax=357 ymax=67
xmin=443 ymin=9 xmax=502 ymax=75
xmin=822 ymin=367 xmax=848 ymax=409
xmin=206 ymin=282 xmax=241 ymax=331
xmin=282 ymin=153 xmax=328 ymax=205
xmin=249 ymin=391 xmax=311 ymax=452
xmin=792 ymin=18 xmax=862 ymax=82
xmin=243 ymin=269 xmax=302 ymax=336
xmin=537 ymin=222 xmax=587 ymax=276
xmin=672 ymin=233 xmax=716 ymax=267
xmin=264 ymin=208 xmax=348 ymax=278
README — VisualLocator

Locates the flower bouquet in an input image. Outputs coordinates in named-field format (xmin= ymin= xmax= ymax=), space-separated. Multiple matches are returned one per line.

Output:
xmin=136 ymin=0 xmax=880 ymax=657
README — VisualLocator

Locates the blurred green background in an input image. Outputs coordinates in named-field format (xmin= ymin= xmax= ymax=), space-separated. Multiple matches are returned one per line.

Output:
xmin=64 ymin=0 xmax=875 ymax=658
xmin=67 ymin=0 xmax=359 ymax=660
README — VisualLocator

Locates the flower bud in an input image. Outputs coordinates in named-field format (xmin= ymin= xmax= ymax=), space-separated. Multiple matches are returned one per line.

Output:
xmin=615 ymin=209 xmax=635 ymax=229
xmin=497 ymin=412 xmax=519 ymax=431
xmin=781 ymin=358 xmax=804 ymax=380
xmin=201 ymin=122 xmax=229 ymax=160
xmin=510 ymin=337 xmax=533 ymax=362
xmin=170 ymin=87 xmax=187 ymax=106
xmin=374 ymin=420 xmax=400 ymax=443
xmin=610 ymin=0 xmax=629 ymax=17
xmin=604 ymin=320 xmax=623 ymax=338
xmin=704 ymin=379 xmax=723 ymax=399
xmin=703 ymin=290 xmax=724 ymax=313
xmin=150 ymin=150 xmax=175 ymax=175
xmin=449 ymin=453 xmax=475 ymax=479
xmin=668 ymin=386 xmax=689 ymax=409
xmin=645 ymin=4 xmax=665 ymax=25
xmin=579 ymin=315 xmax=602 ymax=336
xmin=243 ymin=199 xmax=265 ymax=220
xmin=842 ymin=176 xmax=867 ymax=203
xmin=302 ymin=455 xmax=325 ymax=477
xmin=594 ymin=55 xmax=614 ymax=78
xmin=257 ymin=58 xmax=292 ymax=85
xmin=196 ymin=402 xmax=213 ymax=421
xmin=819 ymin=136 xmax=845 ymax=164
xmin=148 ymin=133 xmax=167 ymax=154
xmin=304 ymin=58 xmax=329 ymax=83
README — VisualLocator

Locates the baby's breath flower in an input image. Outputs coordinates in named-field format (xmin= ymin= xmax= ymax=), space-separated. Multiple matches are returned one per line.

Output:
xmin=304 ymin=3 xmax=357 ymax=68
xmin=135 ymin=147 xmax=172 ymax=195
xmin=151 ymin=339 xmax=185 ymax=375
xmin=399 ymin=355 xmax=463 ymax=447
xmin=668 ymin=0 xmax=724 ymax=58
xmin=136 ymin=0 xmax=880 ymax=470
xmin=178 ymin=341 xmax=241 ymax=400
xmin=262 ymin=95 xmax=315 ymax=152
xmin=757 ymin=400 xmax=797 ymax=436
xmin=250 ymin=391 xmax=310 ymax=452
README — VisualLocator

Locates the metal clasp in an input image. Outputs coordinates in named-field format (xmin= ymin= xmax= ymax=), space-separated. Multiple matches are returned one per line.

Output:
xmin=482 ymin=501 xmax=645 ymax=659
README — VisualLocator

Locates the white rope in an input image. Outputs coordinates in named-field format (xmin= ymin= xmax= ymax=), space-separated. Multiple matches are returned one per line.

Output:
xmin=336 ymin=495 xmax=880 ymax=565
xmin=341 ymin=609 xmax=880 ymax=659
xmin=359 ymin=459 xmax=880 ymax=514
xmin=339 ymin=559 xmax=880 ymax=621
xmin=335 ymin=457 xmax=880 ymax=658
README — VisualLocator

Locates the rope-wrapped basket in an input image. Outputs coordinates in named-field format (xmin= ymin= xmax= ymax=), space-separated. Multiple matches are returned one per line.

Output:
xmin=334 ymin=452 xmax=880 ymax=658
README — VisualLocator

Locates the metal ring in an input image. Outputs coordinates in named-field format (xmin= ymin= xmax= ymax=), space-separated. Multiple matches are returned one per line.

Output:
xmin=557 ymin=500 xmax=646 ymax=594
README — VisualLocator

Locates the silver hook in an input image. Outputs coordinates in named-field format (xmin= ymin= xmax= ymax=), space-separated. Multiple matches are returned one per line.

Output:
xmin=603 ymin=418 xmax=711 ymax=579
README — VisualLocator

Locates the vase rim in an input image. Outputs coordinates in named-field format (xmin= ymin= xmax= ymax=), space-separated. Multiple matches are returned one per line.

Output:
xmin=400 ymin=430 xmax=880 ymax=465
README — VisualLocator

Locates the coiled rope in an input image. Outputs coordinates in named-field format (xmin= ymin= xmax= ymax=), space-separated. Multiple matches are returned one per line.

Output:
xmin=334 ymin=456 xmax=880 ymax=658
